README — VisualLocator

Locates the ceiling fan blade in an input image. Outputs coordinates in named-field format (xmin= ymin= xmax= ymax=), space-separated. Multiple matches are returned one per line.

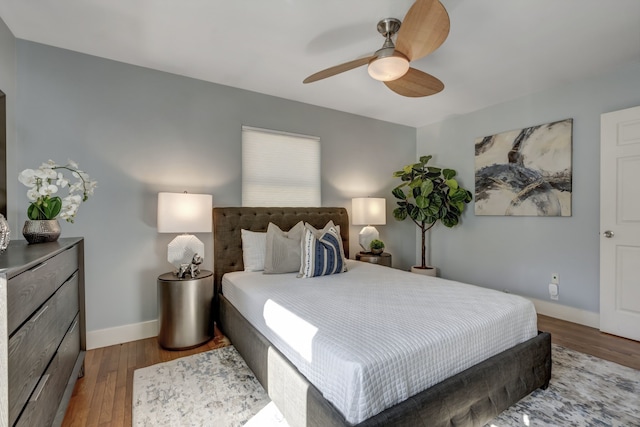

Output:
xmin=303 ymin=56 xmax=375 ymax=84
xmin=395 ymin=0 xmax=450 ymax=62
xmin=384 ymin=68 xmax=444 ymax=97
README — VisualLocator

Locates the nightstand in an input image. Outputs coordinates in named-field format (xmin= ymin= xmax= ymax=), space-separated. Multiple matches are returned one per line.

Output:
xmin=157 ymin=270 xmax=214 ymax=350
xmin=356 ymin=252 xmax=392 ymax=268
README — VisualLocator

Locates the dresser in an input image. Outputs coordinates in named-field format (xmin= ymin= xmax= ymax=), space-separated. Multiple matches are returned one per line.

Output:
xmin=0 ymin=238 xmax=85 ymax=427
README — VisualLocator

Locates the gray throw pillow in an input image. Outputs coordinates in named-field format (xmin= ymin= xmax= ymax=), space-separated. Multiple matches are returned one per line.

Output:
xmin=264 ymin=221 xmax=305 ymax=274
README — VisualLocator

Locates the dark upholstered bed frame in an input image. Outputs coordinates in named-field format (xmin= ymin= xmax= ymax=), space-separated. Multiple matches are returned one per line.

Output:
xmin=213 ymin=207 xmax=552 ymax=427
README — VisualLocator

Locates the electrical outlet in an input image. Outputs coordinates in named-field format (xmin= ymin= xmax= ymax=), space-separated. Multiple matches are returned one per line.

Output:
xmin=549 ymin=283 xmax=559 ymax=300
xmin=551 ymin=273 xmax=559 ymax=284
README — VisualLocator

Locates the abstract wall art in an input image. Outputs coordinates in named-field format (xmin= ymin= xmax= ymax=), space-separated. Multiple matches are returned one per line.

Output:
xmin=474 ymin=118 xmax=573 ymax=216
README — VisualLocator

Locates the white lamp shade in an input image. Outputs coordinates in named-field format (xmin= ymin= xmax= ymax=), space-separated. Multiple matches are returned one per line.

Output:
xmin=352 ymin=198 xmax=386 ymax=225
xmin=157 ymin=192 xmax=212 ymax=233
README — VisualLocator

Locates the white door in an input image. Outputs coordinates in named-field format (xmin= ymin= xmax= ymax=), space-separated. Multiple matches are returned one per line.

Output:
xmin=600 ymin=105 xmax=640 ymax=341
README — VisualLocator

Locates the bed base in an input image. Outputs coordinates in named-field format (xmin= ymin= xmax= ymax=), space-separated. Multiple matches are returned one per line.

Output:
xmin=220 ymin=295 xmax=551 ymax=427
xmin=212 ymin=206 xmax=551 ymax=426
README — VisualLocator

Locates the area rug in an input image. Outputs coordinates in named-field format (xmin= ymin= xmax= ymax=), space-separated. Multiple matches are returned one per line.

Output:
xmin=133 ymin=344 xmax=640 ymax=427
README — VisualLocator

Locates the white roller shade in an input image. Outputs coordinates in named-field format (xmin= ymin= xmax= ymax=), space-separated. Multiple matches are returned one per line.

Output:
xmin=242 ymin=126 xmax=321 ymax=207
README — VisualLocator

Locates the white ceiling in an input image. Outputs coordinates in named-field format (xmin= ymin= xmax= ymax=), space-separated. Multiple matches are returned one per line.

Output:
xmin=1 ymin=0 xmax=639 ymax=128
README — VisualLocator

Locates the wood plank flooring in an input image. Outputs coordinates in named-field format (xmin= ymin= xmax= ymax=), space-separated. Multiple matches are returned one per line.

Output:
xmin=61 ymin=316 xmax=640 ymax=426
xmin=537 ymin=314 xmax=640 ymax=370
xmin=61 ymin=329 xmax=230 ymax=427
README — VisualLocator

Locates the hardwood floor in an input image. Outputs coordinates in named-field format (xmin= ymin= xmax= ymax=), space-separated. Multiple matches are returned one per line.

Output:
xmin=61 ymin=316 xmax=640 ymax=426
xmin=537 ymin=314 xmax=640 ymax=370
xmin=61 ymin=328 xmax=230 ymax=427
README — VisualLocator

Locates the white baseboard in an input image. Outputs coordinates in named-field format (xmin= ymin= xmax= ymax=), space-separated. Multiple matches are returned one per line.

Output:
xmin=87 ymin=319 xmax=158 ymax=350
xmin=528 ymin=297 xmax=600 ymax=329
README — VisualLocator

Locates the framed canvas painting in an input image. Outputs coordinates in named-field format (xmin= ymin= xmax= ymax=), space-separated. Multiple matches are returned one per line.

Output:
xmin=475 ymin=118 xmax=573 ymax=216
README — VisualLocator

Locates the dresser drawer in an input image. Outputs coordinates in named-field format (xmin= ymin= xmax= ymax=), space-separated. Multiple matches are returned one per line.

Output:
xmin=56 ymin=272 xmax=80 ymax=338
xmin=7 ymin=272 xmax=79 ymax=425
xmin=15 ymin=315 xmax=81 ymax=427
xmin=8 ymin=298 xmax=59 ymax=425
xmin=7 ymin=244 xmax=79 ymax=334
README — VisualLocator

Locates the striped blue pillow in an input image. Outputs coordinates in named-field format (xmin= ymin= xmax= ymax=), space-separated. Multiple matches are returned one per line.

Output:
xmin=298 ymin=222 xmax=346 ymax=278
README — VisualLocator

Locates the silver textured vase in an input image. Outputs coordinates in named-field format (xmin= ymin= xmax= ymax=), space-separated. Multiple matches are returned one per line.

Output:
xmin=22 ymin=219 xmax=61 ymax=244
xmin=0 ymin=214 xmax=9 ymax=251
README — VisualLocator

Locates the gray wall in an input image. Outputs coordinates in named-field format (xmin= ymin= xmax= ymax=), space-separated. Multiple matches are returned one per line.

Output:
xmin=13 ymin=40 xmax=416 ymax=333
xmin=418 ymin=60 xmax=640 ymax=313
xmin=0 ymin=17 xmax=16 ymax=225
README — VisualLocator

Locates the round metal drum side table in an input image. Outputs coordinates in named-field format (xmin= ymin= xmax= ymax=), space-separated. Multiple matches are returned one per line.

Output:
xmin=355 ymin=251 xmax=392 ymax=267
xmin=157 ymin=270 xmax=214 ymax=350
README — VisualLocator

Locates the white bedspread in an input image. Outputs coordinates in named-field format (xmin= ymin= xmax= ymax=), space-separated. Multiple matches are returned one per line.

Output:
xmin=222 ymin=260 xmax=538 ymax=424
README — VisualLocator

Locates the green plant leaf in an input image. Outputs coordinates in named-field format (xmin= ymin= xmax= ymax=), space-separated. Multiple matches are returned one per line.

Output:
xmin=403 ymin=165 xmax=413 ymax=174
xmin=420 ymin=180 xmax=434 ymax=196
xmin=427 ymin=167 xmax=441 ymax=174
xmin=46 ymin=197 xmax=62 ymax=219
xmin=392 ymin=187 xmax=407 ymax=200
xmin=419 ymin=155 xmax=432 ymax=164
xmin=465 ymin=190 xmax=474 ymax=202
xmin=393 ymin=207 xmax=407 ymax=220
xmin=392 ymin=170 xmax=406 ymax=177
xmin=412 ymin=208 xmax=427 ymax=222
xmin=409 ymin=178 xmax=423 ymax=189
xmin=450 ymin=188 xmax=467 ymax=202
xmin=415 ymin=195 xmax=429 ymax=208
xmin=443 ymin=169 xmax=456 ymax=179
xmin=445 ymin=179 xmax=458 ymax=190
xmin=442 ymin=212 xmax=459 ymax=227
xmin=27 ymin=203 xmax=44 ymax=220
xmin=27 ymin=196 xmax=62 ymax=220
xmin=426 ymin=204 xmax=439 ymax=216
xmin=412 ymin=186 xmax=422 ymax=199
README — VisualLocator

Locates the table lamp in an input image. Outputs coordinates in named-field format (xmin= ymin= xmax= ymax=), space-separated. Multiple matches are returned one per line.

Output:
xmin=157 ymin=192 xmax=212 ymax=273
xmin=352 ymin=197 xmax=386 ymax=252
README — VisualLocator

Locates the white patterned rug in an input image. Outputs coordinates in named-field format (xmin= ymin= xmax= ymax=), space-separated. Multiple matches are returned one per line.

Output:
xmin=133 ymin=344 xmax=640 ymax=427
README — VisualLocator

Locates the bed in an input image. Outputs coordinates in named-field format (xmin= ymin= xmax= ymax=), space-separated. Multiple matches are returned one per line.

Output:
xmin=213 ymin=207 xmax=551 ymax=427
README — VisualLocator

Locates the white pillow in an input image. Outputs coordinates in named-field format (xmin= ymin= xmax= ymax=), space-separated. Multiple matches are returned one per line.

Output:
xmin=241 ymin=229 xmax=267 ymax=271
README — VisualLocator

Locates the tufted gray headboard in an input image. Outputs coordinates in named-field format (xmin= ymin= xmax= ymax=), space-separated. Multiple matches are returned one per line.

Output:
xmin=212 ymin=207 xmax=349 ymax=315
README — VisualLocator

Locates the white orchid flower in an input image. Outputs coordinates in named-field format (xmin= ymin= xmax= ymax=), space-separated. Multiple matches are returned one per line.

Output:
xmin=26 ymin=188 xmax=39 ymax=201
xmin=39 ymin=184 xmax=58 ymax=196
xmin=34 ymin=168 xmax=56 ymax=181
xmin=56 ymin=173 xmax=69 ymax=188
xmin=18 ymin=169 xmax=37 ymax=187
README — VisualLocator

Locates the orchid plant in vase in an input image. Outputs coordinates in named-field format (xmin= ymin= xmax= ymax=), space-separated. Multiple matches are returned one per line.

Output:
xmin=18 ymin=160 xmax=97 ymax=243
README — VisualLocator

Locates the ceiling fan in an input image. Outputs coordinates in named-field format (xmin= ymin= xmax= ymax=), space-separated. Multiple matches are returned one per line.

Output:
xmin=303 ymin=0 xmax=449 ymax=98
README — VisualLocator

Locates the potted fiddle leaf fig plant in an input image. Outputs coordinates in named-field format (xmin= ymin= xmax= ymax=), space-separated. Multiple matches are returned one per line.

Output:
xmin=392 ymin=155 xmax=472 ymax=274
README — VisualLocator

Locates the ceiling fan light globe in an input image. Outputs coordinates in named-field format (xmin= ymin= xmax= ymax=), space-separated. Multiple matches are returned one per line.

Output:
xmin=367 ymin=55 xmax=410 ymax=82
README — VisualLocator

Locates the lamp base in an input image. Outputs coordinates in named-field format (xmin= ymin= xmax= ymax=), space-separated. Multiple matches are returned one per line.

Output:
xmin=358 ymin=225 xmax=379 ymax=252
xmin=168 ymin=234 xmax=204 ymax=268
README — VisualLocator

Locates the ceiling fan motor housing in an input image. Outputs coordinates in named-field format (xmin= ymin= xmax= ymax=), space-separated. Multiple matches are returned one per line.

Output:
xmin=377 ymin=18 xmax=402 ymax=38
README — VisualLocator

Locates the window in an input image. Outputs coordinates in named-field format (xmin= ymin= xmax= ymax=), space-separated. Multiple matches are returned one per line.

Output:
xmin=242 ymin=126 xmax=320 ymax=207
